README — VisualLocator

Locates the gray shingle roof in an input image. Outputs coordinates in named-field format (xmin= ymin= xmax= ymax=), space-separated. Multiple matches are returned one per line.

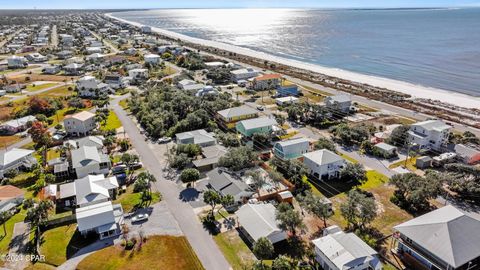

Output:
xmin=394 ymin=205 xmax=480 ymax=268
xmin=217 ymin=105 xmax=258 ymax=119
xmin=237 ymin=117 xmax=277 ymax=130
xmin=207 ymin=169 xmax=253 ymax=201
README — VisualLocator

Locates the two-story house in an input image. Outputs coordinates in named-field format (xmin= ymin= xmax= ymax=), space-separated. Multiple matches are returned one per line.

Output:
xmin=273 ymin=137 xmax=310 ymax=160
xmin=408 ymin=120 xmax=451 ymax=151
xmin=70 ymin=146 xmax=111 ymax=179
xmin=63 ymin=111 xmax=97 ymax=137
xmin=303 ymin=149 xmax=345 ymax=180
xmin=236 ymin=117 xmax=277 ymax=137
xmin=217 ymin=105 xmax=259 ymax=129
xmin=393 ymin=205 xmax=480 ymax=270
xmin=250 ymin=74 xmax=282 ymax=91
xmin=325 ymin=95 xmax=352 ymax=113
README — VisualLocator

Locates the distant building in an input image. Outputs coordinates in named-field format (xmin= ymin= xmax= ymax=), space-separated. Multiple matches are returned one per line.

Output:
xmin=236 ymin=117 xmax=277 ymax=137
xmin=42 ymin=65 xmax=61 ymax=75
xmin=0 ymin=148 xmax=37 ymax=179
xmin=373 ymin=142 xmax=398 ymax=158
xmin=275 ymin=96 xmax=298 ymax=106
xmin=76 ymin=76 xmax=111 ymax=97
xmin=141 ymin=25 xmax=152 ymax=33
xmin=325 ymin=95 xmax=352 ymax=113
xmin=303 ymin=149 xmax=345 ymax=180
xmin=63 ymin=63 xmax=84 ymax=76
xmin=251 ymin=74 xmax=282 ymax=90
xmin=144 ymin=53 xmax=161 ymax=65
xmin=312 ymin=225 xmax=382 ymax=270
xmin=177 ymin=79 xmax=204 ymax=91
xmin=236 ymin=203 xmax=287 ymax=245
xmin=276 ymin=84 xmax=299 ymax=97
xmin=128 ymin=68 xmax=149 ymax=84
xmin=408 ymin=120 xmax=451 ymax=151
xmin=7 ymin=56 xmax=27 ymax=69
xmin=63 ymin=111 xmax=96 ymax=137
xmin=217 ymin=105 xmax=259 ymax=129
xmin=273 ymin=137 xmax=310 ymax=160
xmin=230 ymin=68 xmax=259 ymax=82
xmin=0 ymin=115 xmax=36 ymax=135
xmin=394 ymin=205 xmax=480 ymax=270
xmin=26 ymin=53 xmax=47 ymax=62
xmin=175 ymin=129 xmax=216 ymax=147
xmin=454 ymin=144 xmax=480 ymax=165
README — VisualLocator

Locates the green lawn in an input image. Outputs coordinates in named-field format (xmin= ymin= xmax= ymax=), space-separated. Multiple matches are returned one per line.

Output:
xmin=389 ymin=157 xmax=417 ymax=172
xmin=100 ymin=111 xmax=122 ymax=131
xmin=359 ymin=170 xmax=389 ymax=190
xmin=0 ymin=208 xmax=28 ymax=255
xmin=340 ymin=153 xmax=358 ymax=164
xmin=46 ymin=148 xmax=60 ymax=161
xmin=213 ymin=230 xmax=256 ymax=270
xmin=77 ymin=236 xmax=204 ymax=270
xmin=25 ymin=83 xmax=59 ymax=92
xmin=113 ymin=186 xmax=161 ymax=213
xmin=38 ymin=225 xmax=76 ymax=266
xmin=118 ymin=99 xmax=129 ymax=110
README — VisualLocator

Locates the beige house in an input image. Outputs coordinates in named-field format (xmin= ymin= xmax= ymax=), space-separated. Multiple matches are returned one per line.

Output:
xmin=63 ymin=111 xmax=97 ymax=137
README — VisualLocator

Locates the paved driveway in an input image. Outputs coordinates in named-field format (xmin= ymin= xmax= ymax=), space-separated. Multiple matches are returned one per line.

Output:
xmin=126 ymin=201 xmax=182 ymax=237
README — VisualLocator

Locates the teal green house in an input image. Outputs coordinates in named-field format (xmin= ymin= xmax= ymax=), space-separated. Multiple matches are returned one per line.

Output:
xmin=273 ymin=137 xmax=310 ymax=160
xmin=236 ymin=117 xmax=277 ymax=137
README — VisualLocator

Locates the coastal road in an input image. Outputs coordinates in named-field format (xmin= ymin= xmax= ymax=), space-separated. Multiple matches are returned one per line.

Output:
xmin=110 ymin=96 xmax=231 ymax=270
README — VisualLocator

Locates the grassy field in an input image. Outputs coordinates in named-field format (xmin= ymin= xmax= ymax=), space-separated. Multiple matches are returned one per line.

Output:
xmin=25 ymin=83 xmax=59 ymax=92
xmin=119 ymin=99 xmax=129 ymax=110
xmin=77 ymin=236 xmax=204 ymax=270
xmin=100 ymin=110 xmax=122 ymax=131
xmin=114 ymin=185 xmax=161 ymax=213
xmin=213 ymin=230 xmax=256 ymax=270
xmin=38 ymin=224 xmax=76 ymax=266
xmin=36 ymin=85 xmax=73 ymax=98
xmin=0 ymin=208 xmax=28 ymax=255
xmin=46 ymin=148 xmax=60 ymax=161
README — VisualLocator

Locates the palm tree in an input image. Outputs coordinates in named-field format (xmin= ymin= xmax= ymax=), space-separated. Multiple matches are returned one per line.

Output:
xmin=137 ymin=171 xmax=156 ymax=198
xmin=0 ymin=211 xmax=11 ymax=237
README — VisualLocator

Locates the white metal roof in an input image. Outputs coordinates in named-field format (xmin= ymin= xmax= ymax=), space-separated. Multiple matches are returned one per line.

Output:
xmin=236 ymin=203 xmax=286 ymax=242
xmin=0 ymin=148 xmax=34 ymax=167
xmin=76 ymin=201 xmax=115 ymax=232
xmin=303 ymin=149 xmax=344 ymax=166
xmin=237 ymin=117 xmax=277 ymax=130
xmin=217 ymin=105 xmax=258 ymax=119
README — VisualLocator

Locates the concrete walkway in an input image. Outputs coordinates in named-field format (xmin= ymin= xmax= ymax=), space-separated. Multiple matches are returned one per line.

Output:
xmin=4 ymin=222 xmax=31 ymax=270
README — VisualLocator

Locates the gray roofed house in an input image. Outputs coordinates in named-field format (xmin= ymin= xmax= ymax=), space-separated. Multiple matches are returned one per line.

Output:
xmin=207 ymin=168 xmax=253 ymax=203
xmin=273 ymin=137 xmax=310 ymax=160
xmin=192 ymin=145 xmax=228 ymax=172
xmin=64 ymin=135 xmax=104 ymax=150
xmin=394 ymin=205 xmax=480 ymax=270
xmin=312 ymin=226 xmax=382 ymax=270
xmin=235 ymin=117 xmax=277 ymax=137
xmin=0 ymin=148 xmax=37 ymax=179
xmin=236 ymin=203 xmax=287 ymax=244
xmin=325 ymin=95 xmax=352 ymax=113
xmin=71 ymin=146 xmax=111 ymax=178
xmin=454 ymin=144 xmax=480 ymax=165
xmin=175 ymin=129 xmax=216 ymax=147
xmin=0 ymin=115 xmax=36 ymax=134
xmin=217 ymin=105 xmax=259 ymax=123
xmin=75 ymin=174 xmax=119 ymax=207
xmin=75 ymin=201 xmax=123 ymax=239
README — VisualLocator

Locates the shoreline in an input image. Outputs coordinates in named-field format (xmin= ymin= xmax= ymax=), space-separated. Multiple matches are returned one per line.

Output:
xmin=106 ymin=12 xmax=480 ymax=110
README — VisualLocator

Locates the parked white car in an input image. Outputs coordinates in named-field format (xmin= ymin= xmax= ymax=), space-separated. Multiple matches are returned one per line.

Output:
xmin=131 ymin=213 xmax=149 ymax=223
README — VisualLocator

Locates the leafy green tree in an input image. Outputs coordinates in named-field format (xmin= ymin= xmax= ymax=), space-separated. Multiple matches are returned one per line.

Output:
xmin=180 ymin=168 xmax=200 ymax=186
xmin=0 ymin=211 xmax=11 ymax=236
xmin=134 ymin=178 xmax=149 ymax=193
xmin=386 ymin=125 xmax=410 ymax=147
xmin=245 ymin=170 xmax=266 ymax=195
xmin=340 ymin=163 xmax=367 ymax=183
xmin=217 ymin=132 xmax=241 ymax=147
xmin=340 ymin=189 xmax=377 ymax=229
xmin=26 ymin=200 xmax=53 ymax=227
xmin=176 ymin=144 xmax=202 ymax=157
xmin=252 ymin=237 xmax=274 ymax=266
xmin=203 ymin=190 xmax=233 ymax=217
xmin=314 ymin=137 xmax=336 ymax=152
xmin=218 ymin=146 xmax=257 ymax=171
xmin=297 ymin=191 xmax=332 ymax=228
xmin=272 ymin=255 xmax=291 ymax=270
xmin=390 ymin=172 xmax=442 ymax=211
xmin=137 ymin=171 xmax=156 ymax=197
xmin=275 ymin=203 xmax=304 ymax=236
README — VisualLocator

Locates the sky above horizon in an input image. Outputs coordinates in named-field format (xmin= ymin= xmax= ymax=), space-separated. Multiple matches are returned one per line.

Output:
xmin=2 ymin=0 xmax=480 ymax=9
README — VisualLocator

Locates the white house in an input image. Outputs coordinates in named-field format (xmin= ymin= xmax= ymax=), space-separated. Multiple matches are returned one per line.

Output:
xmin=236 ymin=203 xmax=287 ymax=244
xmin=86 ymin=53 xmax=105 ymax=63
xmin=0 ymin=148 xmax=37 ymax=179
xmin=303 ymin=149 xmax=345 ymax=180
xmin=76 ymin=76 xmax=111 ymax=97
xmin=175 ymin=129 xmax=216 ymax=147
xmin=26 ymin=53 xmax=47 ymax=62
xmin=64 ymin=135 xmax=105 ymax=150
xmin=128 ymin=68 xmax=149 ymax=84
xmin=275 ymin=96 xmax=299 ymax=106
xmin=71 ymin=146 xmax=111 ymax=179
xmin=408 ymin=120 xmax=451 ymax=151
xmin=312 ymin=225 xmax=382 ymax=270
xmin=0 ymin=115 xmax=36 ymax=135
xmin=177 ymin=79 xmax=204 ymax=91
xmin=325 ymin=95 xmax=352 ymax=113
xmin=7 ymin=56 xmax=27 ymax=69
xmin=230 ymin=68 xmax=259 ymax=82
xmin=63 ymin=110 xmax=97 ymax=137
xmin=273 ymin=137 xmax=310 ymax=160
xmin=144 ymin=53 xmax=161 ymax=65
xmin=42 ymin=65 xmax=61 ymax=75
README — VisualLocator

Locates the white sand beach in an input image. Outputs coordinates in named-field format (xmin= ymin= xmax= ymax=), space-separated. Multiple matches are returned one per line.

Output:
xmin=107 ymin=13 xmax=480 ymax=109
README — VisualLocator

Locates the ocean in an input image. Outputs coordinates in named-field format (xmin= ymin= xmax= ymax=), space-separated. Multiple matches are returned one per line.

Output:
xmin=113 ymin=8 xmax=480 ymax=96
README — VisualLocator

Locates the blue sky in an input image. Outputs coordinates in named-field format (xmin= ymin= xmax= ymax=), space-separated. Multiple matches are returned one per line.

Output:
xmin=4 ymin=0 xmax=480 ymax=9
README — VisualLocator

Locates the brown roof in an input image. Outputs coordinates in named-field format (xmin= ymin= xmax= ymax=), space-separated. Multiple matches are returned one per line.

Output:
xmin=255 ymin=74 xmax=282 ymax=81
xmin=0 ymin=185 xmax=25 ymax=200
